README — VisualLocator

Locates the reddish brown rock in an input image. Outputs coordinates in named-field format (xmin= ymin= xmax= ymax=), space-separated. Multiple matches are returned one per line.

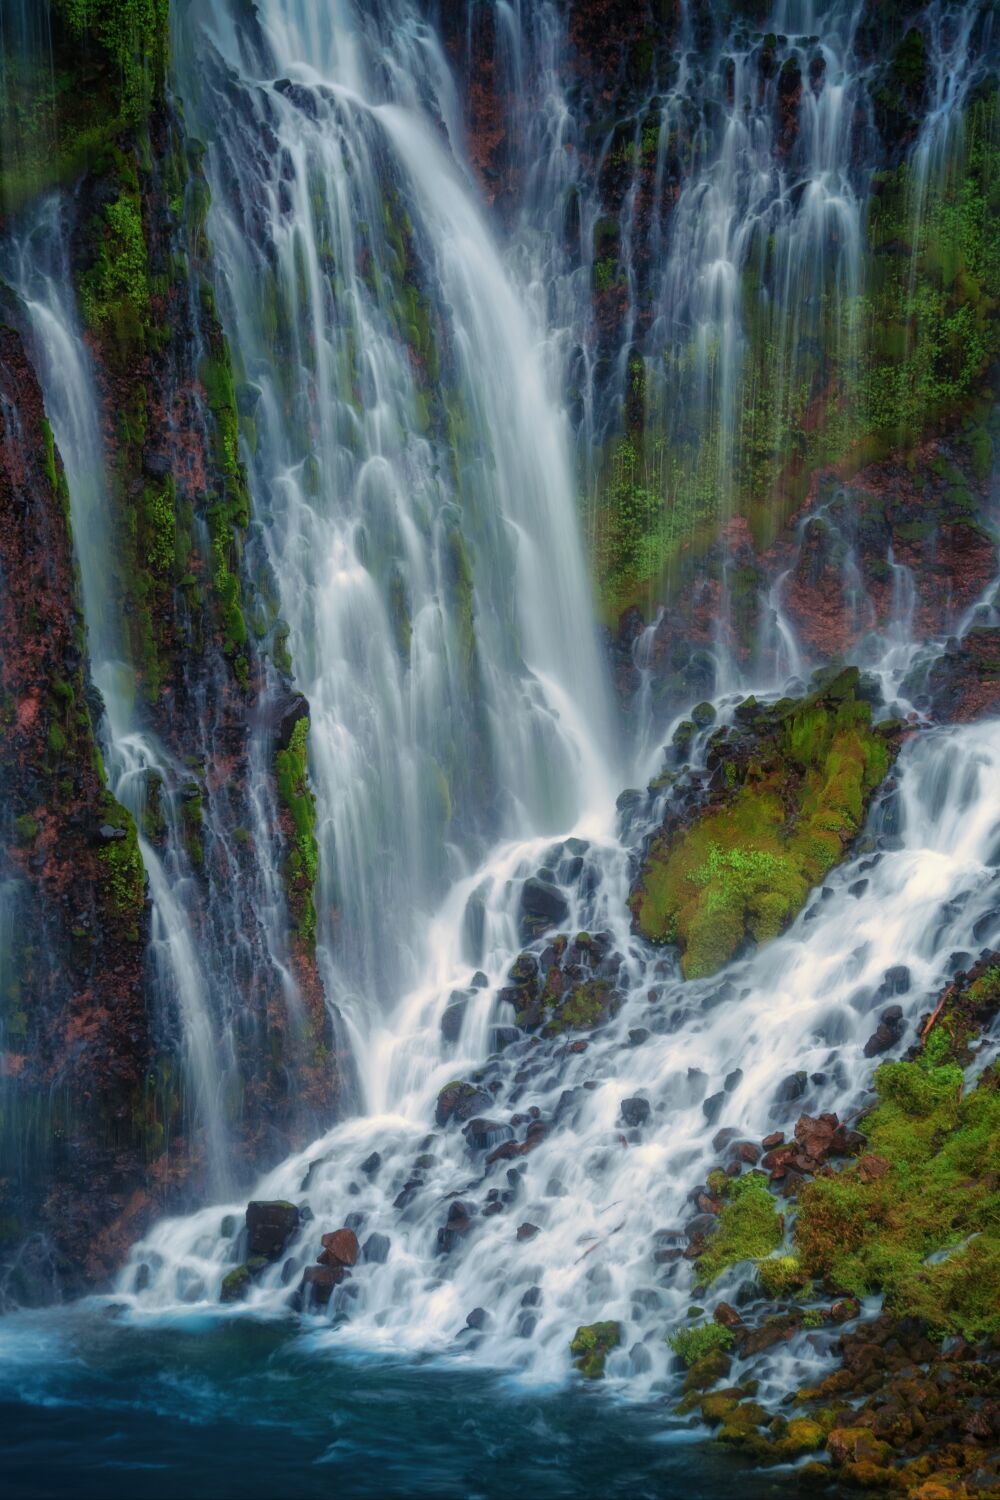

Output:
xmin=319 ymin=1227 xmax=360 ymax=1268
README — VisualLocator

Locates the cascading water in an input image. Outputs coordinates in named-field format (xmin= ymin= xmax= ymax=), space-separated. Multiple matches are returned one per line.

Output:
xmin=171 ymin=0 xmax=616 ymax=1045
xmin=113 ymin=0 xmax=1000 ymax=1406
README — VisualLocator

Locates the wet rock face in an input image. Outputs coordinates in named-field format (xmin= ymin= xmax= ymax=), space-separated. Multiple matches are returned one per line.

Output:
xmin=0 ymin=316 xmax=161 ymax=1296
xmin=928 ymin=629 xmax=1000 ymax=724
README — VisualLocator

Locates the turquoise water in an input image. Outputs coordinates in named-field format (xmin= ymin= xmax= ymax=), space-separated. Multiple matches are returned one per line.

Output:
xmin=0 ymin=1310 xmax=805 ymax=1499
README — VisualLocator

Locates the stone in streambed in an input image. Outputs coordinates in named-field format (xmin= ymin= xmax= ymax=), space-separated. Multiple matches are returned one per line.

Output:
xmin=220 ymin=1256 xmax=268 ymax=1302
xmin=519 ymin=876 xmax=568 ymax=939
xmin=362 ymin=1232 xmax=390 ymax=1264
xmin=569 ymin=1320 xmax=621 ymax=1379
xmin=294 ymin=1263 xmax=346 ymax=1310
xmin=319 ymin=1227 xmax=359 ymax=1268
xmin=246 ymin=1200 xmax=300 ymax=1260
xmin=435 ymin=1080 xmax=492 ymax=1126
xmin=463 ymin=1117 xmax=513 ymax=1151
xmin=863 ymin=1003 xmax=905 ymax=1056
xmin=620 ymin=1097 xmax=650 ymax=1128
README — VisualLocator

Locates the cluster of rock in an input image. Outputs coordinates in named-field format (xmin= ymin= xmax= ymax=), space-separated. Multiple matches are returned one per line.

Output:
xmin=218 ymin=1200 xmax=390 ymax=1310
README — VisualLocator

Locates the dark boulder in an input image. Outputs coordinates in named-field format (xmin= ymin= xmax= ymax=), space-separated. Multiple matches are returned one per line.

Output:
xmin=702 ymin=1091 xmax=725 ymax=1124
xmin=464 ymin=1118 xmax=514 ymax=1151
xmin=440 ymin=995 xmax=468 ymax=1043
xmin=520 ymin=877 xmax=569 ymax=936
xmin=435 ymin=1081 xmax=492 ymax=1127
xmin=362 ymin=1232 xmax=391 ymax=1265
xmin=620 ymin=1097 xmax=651 ymax=1128
xmin=246 ymin=1201 xmax=300 ymax=1261
xmin=863 ymin=1004 xmax=905 ymax=1057
xmin=294 ymin=1263 xmax=345 ymax=1309
xmin=773 ymin=1071 xmax=808 ymax=1105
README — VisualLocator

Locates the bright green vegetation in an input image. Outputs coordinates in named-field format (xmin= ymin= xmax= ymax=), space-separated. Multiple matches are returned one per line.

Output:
xmin=755 ymin=1253 xmax=809 ymax=1299
xmin=630 ymin=671 xmax=897 ymax=977
xmin=793 ymin=1043 xmax=1000 ymax=1339
xmin=0 ymin=0 xmax=169 ymax=214
xmin=97 ymin=804 xmax=145 ymax=929
xmin=536 ymin=972 xmax=616 ymax=1037
xmin=275 ymin=718 xmax=319 ymax=948
xmin=590 ymin=87 xmax=1000 ymax=618
xmin=569 ymin=1320 xmax=621 ymax=1379
xmin=79 ymin=191 xmax=150 ymax=356
xmin=695 ymin=1175 xmax=784 ymax=1285
xmin=668 ymin=1321 xmax=734 ymax=1368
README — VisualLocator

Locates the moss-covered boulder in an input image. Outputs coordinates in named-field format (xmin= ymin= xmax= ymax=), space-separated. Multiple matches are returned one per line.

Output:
xmin=569 ymin=1320 xmax=622 ymax=1379
xmin=219 ymin=1256 xmax=268 ymax=1303
xmin=628 ymin=669 xmax=901 ymax=978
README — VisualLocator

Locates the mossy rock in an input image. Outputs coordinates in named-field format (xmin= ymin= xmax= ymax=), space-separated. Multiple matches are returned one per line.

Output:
xmin=569 ymin=1320 xmax=621 ymax=1379
xmin=629 ymin=671 xmax=900 ymax=978
xmin=219 ymin=1256 xmax=268 ymax=1303
xmin=695 ymin=1175 xmax=784 ymax=1285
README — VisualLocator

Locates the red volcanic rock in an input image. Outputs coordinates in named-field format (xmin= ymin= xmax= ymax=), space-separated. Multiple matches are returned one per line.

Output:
xmin=319 ymin=1228 xmax=360 ymax=1268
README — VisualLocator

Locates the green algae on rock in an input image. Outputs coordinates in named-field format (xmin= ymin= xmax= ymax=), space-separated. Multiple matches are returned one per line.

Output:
xmin=629 ymin=669 xmax=902 ymax=978
xmin=569 ymin=1320 xmax=622 ymax=1379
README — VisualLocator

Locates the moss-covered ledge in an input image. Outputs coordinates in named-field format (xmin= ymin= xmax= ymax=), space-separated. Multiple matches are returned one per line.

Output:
xmin=628 ymin=668 xmax=902 ymax=978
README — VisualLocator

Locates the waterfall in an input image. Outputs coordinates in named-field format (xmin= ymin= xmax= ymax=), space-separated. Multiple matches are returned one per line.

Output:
xmin=172 ymin=0 xmax=616 ymax=1045
xmin=114 ymin=0 xmax=1000 ymax=1400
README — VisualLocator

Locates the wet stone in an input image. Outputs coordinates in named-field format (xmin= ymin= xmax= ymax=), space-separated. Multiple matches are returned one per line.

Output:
xmin=360 ymin=1151 xmax=382 ymax=1176
xmin=620 ymin=1097 xmax=651 ymax=1128
xmin=436 ymin=1082 xmax=492 ymax=1127
xmin=863 ymin=1004 xmax=905 ymax=1057
xmin=702 ymin=1091 xmax=725 ymax=1123
xmin=773 ymin=1071 xmax=808 ymax=1105
xmin=464 ymin=1118 xmax=514 ymax=1151
xmin=294 ymin=1263 xmax=345 ymax=1309
xmin=319 ymin=1228 xmax=359 ymax=1268
xmin=246 ymin=1201 xmax=300 ymax=1261
xmin=516 ymin=1222 xmax=540 ymax=1242
xmin=440 ymin=998 xmax=467 ymax=1043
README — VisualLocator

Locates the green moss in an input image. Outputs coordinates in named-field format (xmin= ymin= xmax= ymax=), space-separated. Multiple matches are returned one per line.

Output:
xmin=79 ymin=190 xmax=151 ymax=357
xmin=668 ymin=1321 xmax=734 ymax=1367
xmin=756 ymin=1254 xmax=808 ymax=1298
xmin=631 ymin=675 xmax=896 ymax=977
xmin=541 ymin=978 xmax=614 ymax=1036
xmin=793 ymin=1042 xmax=1000 ymax=1339
xmin=569 ymin=1320 xmax=621 ymax=1379
xmin=0 ymin=0 xmax=168 ymax=213
xmin=98 ymin=810 xmax=145 ymax=925
xmin=275 ymin=717 xmax=319 ymax=948
xmin=696 ymin=1175 xmax=784 ymax=1284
